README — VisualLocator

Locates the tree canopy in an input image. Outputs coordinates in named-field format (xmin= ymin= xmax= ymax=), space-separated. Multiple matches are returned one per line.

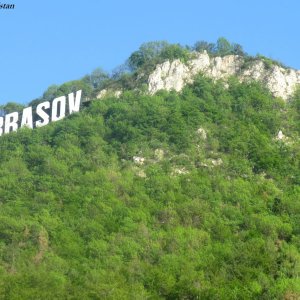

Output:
xmin=0 ymin=71 xmax=299 ymax=299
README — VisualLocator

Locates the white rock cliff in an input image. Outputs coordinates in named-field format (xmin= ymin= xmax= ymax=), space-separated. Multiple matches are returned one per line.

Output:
xmin=148 ymin=51 xmax=300 ymax=100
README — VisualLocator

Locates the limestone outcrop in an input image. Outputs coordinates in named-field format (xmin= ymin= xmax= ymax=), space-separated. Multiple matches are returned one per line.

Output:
xmin=96 ymin=89 xmax=122 ymax=99
xmin=148 ymin=51 xmax=300 ymax=100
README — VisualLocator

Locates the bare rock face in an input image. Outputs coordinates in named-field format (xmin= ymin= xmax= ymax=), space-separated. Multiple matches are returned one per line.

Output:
xmin=154 ymin=149 xmax=164 ymax=161
xmin=148 ymin=60 xmax=190 ymax=93
xmin=275 ymin=130 xmax=290 ymax=143
xmin=148 ymin=51 xmax=300 ymax=100
xmin=96 ymin=89 xmax=122 ymax=99
xmin=196 ymin=127 xmax=207 ymax=140
xmin=264 ymin=67 xmax=300 ymax=99
xmin=96 ymin=89 xmax=108 ymax=99
xmin=171 ymin=167 xmax=189 ymax=175
xmin=133 ymin=156 xmax=145 ymax=165
xmin=276 ymin=130 xmax=285 ymax=140
xmin=211 ymin=158 xmax=223 ymax=167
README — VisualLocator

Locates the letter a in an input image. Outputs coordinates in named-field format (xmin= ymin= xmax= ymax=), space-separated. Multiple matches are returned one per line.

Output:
xmin=21 ymin=107 xmax=33 ymax=129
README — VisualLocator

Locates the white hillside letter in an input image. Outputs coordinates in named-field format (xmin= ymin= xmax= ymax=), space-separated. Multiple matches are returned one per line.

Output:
xmin=5 ymin=112 xmax=19 ymax=134
xmin=52 ymin=96 xmax=66 ymax=122
xmin=21 ymin=106 xmax=33 ymax=129
xmin=68 ymin=90 xmax=82 ymax=114
xmin=0 ymin=117 xmax=3 ymax=136
xmin=36 ymin=101 xmax=50 ymax=127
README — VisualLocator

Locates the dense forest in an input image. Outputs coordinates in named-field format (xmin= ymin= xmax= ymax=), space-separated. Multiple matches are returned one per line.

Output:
xmin=0 ymin=39 xmax=300 ymax=299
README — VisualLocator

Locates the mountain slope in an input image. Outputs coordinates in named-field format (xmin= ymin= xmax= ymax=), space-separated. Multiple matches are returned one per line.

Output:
xmin=0 ymin=72 xmax=299 ymax=299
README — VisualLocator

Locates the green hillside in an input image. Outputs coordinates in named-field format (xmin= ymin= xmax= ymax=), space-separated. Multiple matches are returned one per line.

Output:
xmin=0 ymin=41 xmax=300 ymax=299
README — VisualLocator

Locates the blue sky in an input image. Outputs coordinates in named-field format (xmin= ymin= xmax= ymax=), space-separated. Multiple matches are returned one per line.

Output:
xmin=0 ymin=0 xmax=299 ymax=105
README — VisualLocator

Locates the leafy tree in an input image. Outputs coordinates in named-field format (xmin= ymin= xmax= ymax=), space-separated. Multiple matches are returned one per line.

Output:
xmin=0 ymin=102 xmax=25 ymax=115
xmin=82 ymin=68 xmax=110 ymax=89
xmin=193 ymin=40 xmax=215 ymax=53
xmin=216 ymin=37 xmax=233 ymax=56
xmin=127 ymin=41 xmax=169 ymax=71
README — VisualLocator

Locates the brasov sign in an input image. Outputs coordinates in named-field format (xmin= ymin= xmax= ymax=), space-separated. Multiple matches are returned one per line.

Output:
xmin=0 ymin=90 xmax=82 ymax=136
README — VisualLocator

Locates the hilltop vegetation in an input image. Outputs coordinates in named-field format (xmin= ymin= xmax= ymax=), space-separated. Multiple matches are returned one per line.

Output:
xmin=0 ymin=67 xmax=299 ymax=299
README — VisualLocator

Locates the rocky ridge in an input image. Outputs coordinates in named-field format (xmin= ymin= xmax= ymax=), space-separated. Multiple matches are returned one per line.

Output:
xmin=148 ymin=51 xmax=300 ymax=100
